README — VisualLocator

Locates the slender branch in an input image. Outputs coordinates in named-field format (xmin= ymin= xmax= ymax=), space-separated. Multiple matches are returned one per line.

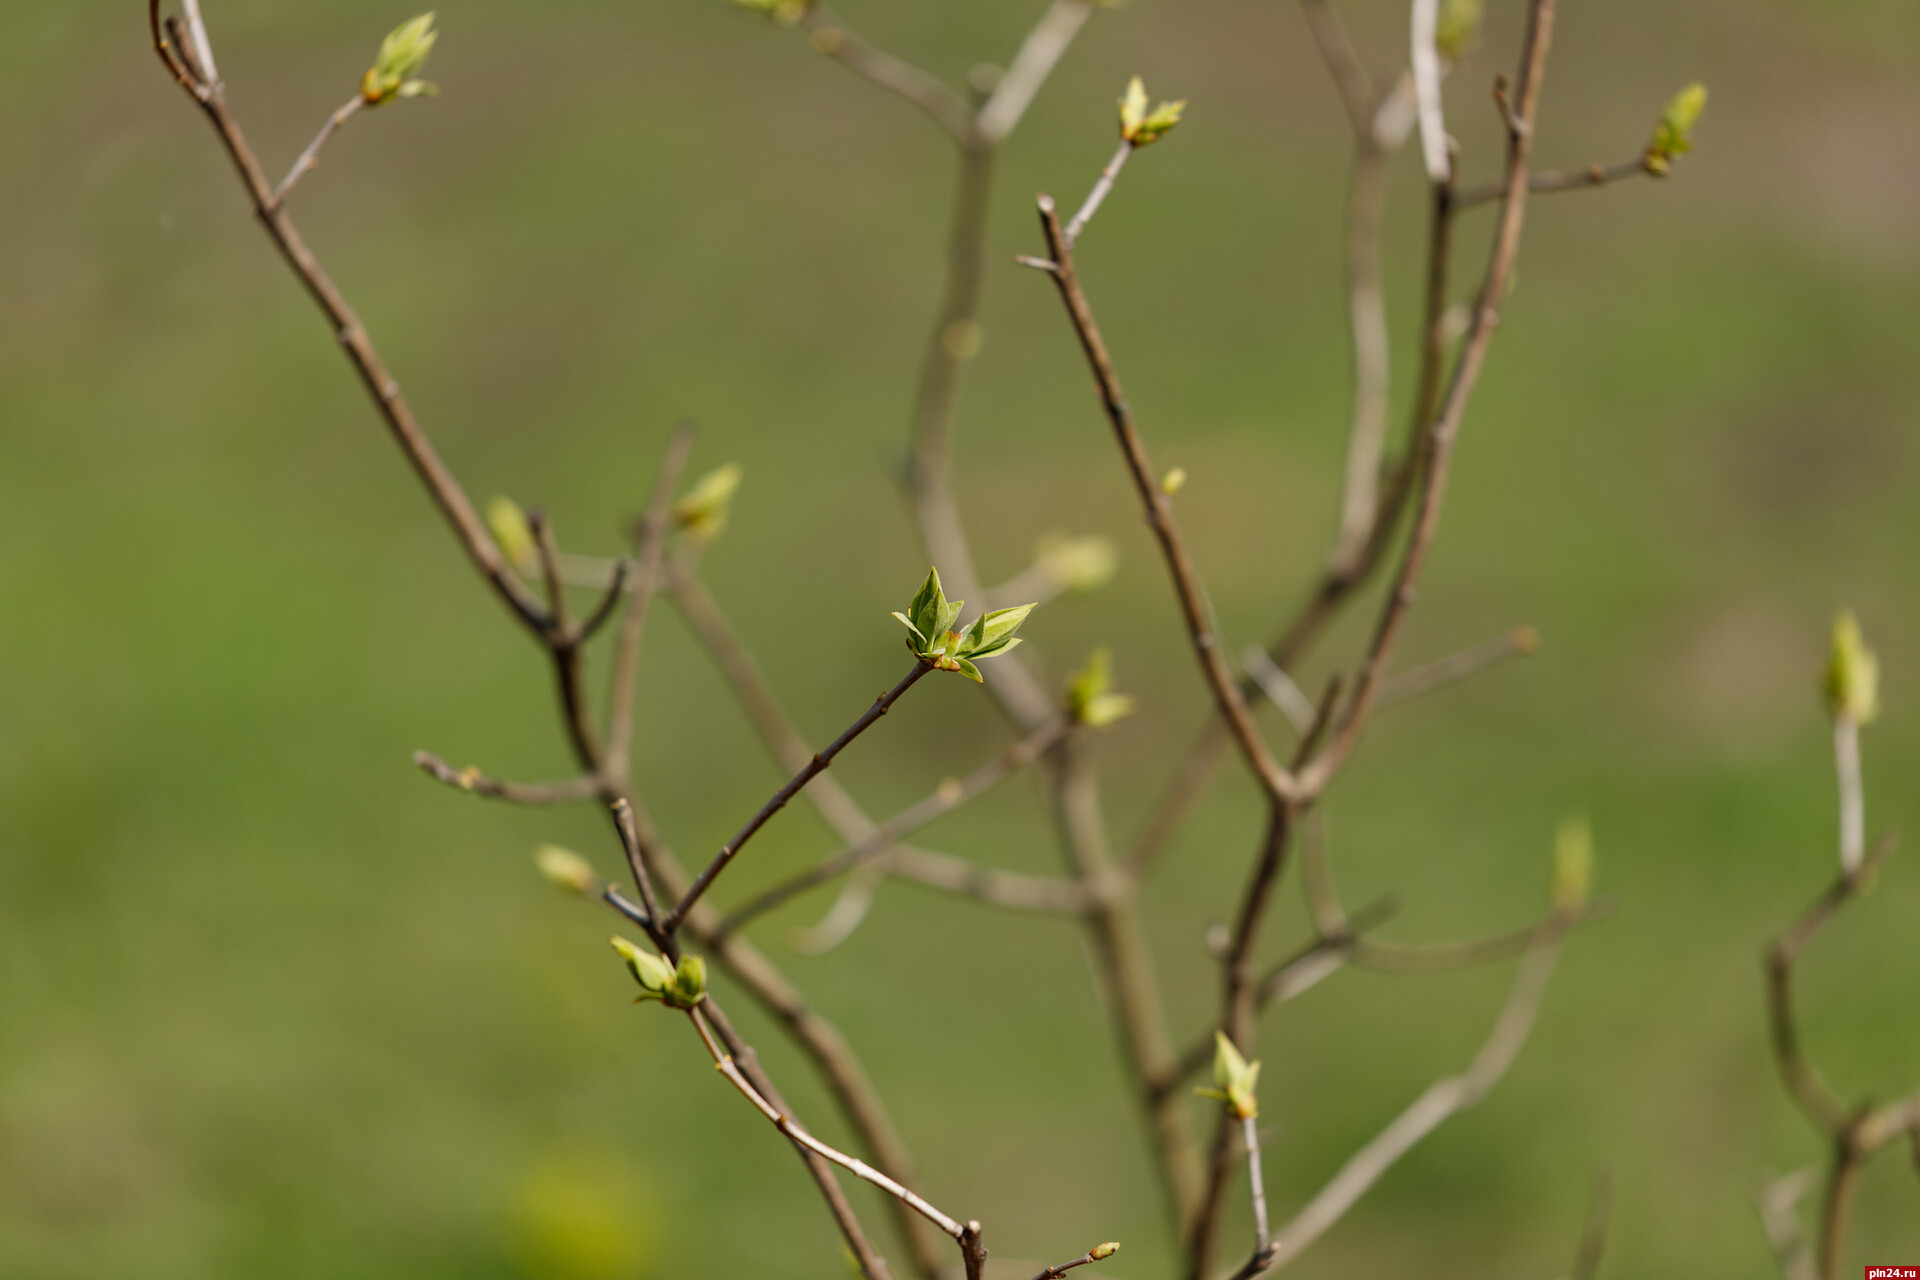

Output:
xmin=1298 ymin=0 xmax=1376 ymax=135
xmin=799 ymin=5 xmax=975 ymax=145
xmin=1834 ymin=715 xmax=1864 ymax=876
xmin=716 ymin=718 xmax=1068 ymax=938
xmin=1453 ymin=158 xmax=1649 ymax=210
xmin=1816 ymin=1141 xmax=1862 ymax=1280
xmin=606 ymin=424 xmax=696 ymax=780
xmin=692 ymin=1007 xmax=968 ymax=1240
xmin=884 ymin=846 xmax=1093 ymax=915
xmin=1298 ymin=0 xmax=1559 ymax=799
xmin=180 ymin=0 xmax=219 ymax=87
xmin=1240 ymin=647 xmax=1319 ymax=736
xmin=1375 ymin=625 xmax=1538 ymax=706
xmin=1027 ymin=1244 xmax=1120 ymax=1280
xmin=1064 ymin=141 xmax=1135 ymax=245
xmin=147 ymin=3 xmax=549 ymax=632
xmin=1035 ymin=197 xmax=1298 ymax=806
xmin=974 ymin=0 xmax=1096 ymax=147
xmin=1124 ymin=173 xmax=1459 ymax=882
xmin=961 ymin=1221 xmax=990 ymax=1280
xmin=1244 ymin=1112 xmax=1272 ymax=1261
xmin=411 ymin=750 xmax=600 ymax=805
xmin=1763 ymin=834 xmax=1897 ymax=1136
xmin=1252 ymin=935 xmax=1564 ymax=1273
xmin=570 ymin=557 xmax=631 ymax=647
xmin=664 ymin=661 xmax=934 ymax=932
xmin=271 ymin=97 xmax=363 ymax=207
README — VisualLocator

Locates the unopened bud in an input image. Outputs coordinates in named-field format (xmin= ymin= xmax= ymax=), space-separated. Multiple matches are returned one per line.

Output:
xmin=487 ymin=495 xmax=539 ymax=574
xmin=1161 ymin=466 xmax=1187 ymax=495
xmin=1090 ymin=1241 xmax=1121 ymax=1260
xmin=1550 ymin=816 xmax=1593 ymax=914
xmin=1823 ymin=610 xmax=1880 ymax=725
xmin=534 ymin=844 xmax=598 ymax=896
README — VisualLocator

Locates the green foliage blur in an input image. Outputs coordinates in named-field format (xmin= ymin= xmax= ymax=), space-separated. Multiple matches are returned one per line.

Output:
xmin=3 ymin=1 xmax=1919 ymax=1276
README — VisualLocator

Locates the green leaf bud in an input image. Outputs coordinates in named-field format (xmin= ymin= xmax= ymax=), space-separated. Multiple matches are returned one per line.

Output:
xmin=1196 ymin=1030 xmax=1260 ymax=1119
xmin=534 ymin=844 xmax=598 ymax=896
xmin=610 ymin=936 xmax=677 ymax=1002
xmin=1645 ymin=82 xmax=1707 ymax=175
xmin=1118 ymin=76 xmax=1186 ymax=147
xmin=1067 ymin=647 xmax=1136 ymax=729
xmin=1161 ymin=466 xmax=1187 ymax=495
xmin=487 ymin=494 xmax=539 ymax=575
xmin=1435 ymin=0 xmax=1483 ymax=61
xmin=1823 ymin=610 xmax=1880 ymax=725
xmin=1549 ymin=815 xmax=1593 ymax=915
xmin=671 ymin=463 xmax=743 ymax=546
xmin=1090 ymin=1241 xmax=1121 ymax=1261
xmin=1036 ymin=533 xmax=1118 ymax=594
xmin=361 ymin=12 xmax=439 ymax=106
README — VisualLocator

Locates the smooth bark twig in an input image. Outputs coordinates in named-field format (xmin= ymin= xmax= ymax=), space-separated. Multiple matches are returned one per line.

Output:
xmin=606 ymin=423 xmax=696 ymax=780
xmin=411 ymin=750 xmax=600 ymax=805
xmin=271 ymin=97 xmax=362 ymax=207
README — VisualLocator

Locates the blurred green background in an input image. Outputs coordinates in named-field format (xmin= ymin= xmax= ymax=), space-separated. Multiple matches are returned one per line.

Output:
xmin=4 ymin=1 xmax=1918 ymax=1276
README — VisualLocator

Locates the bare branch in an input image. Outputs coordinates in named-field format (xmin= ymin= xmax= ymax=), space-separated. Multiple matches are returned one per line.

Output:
xmin=716 ymin=718 xmax=1067 ymax=938
xmin=1764 ymin=834 xmax=1898 ymax=1136
xmin=665 ymin=661 xmax=934 ymax=932
xmin=1064 ymin=141 xmax=1135 ymax=245
xmin=271 ymin=97 xmax=362 ymax=207
xmin=1453 ymin=158 xmax=1649 ymax=210
xmin=411 ymin=750 xmax=600 ymax=805
xmin=1027 ymin=1242 xmax=1122 ymax=1280
xmin=1298 ymin=0 xmax=1559 ymax=798
xmin=1034 ymin=196 xmax=1298 ymax=807
xmin=800 ymin=5 xmax=974 ymax=145
xmin=1375 ymin=626 xmax=1538 ymax=706
xmin=147 ymin=2 xmax=550 ymax=632
xmin=1252 ymin=935 xmax=1564 ymax=1273
xmin=570 ymin=558 xmax=631 ymax=647
xmin=975 ymin=0 xmax=1096 ymax=146
xmin=1298 ymin=0 xmax=1376 ymax=135
xmin=606 ymin=423 xmax=696 ymax=779
xmin=884 ymin=846 xmax=1092 ymax=915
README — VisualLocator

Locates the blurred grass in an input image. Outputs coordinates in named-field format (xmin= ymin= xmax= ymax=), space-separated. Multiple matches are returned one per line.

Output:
xmin=3 ymin=0 xmax=1920 ymax=1276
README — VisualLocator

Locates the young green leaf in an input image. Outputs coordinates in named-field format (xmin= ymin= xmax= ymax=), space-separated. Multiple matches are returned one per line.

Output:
xmin=1067 ymin=648 xmax=1136 ymax=728
xmin=1644 ymin=82 xmax=1707 ymax=174
xmin=963 ymin=603 xmax=1036 ymax=658
xmin=1196 ymin=1030 xmax=1261 ymax=1119
xmin=952 ymin=656 xmax=984 ymax=684
xmin=611 ymin=936 xmax=677 ymax=1002
xmin=908 ymin=567 xmax=946 ymax=644
xmin=535 ymin=844 xmax=598 ymax=896
xmin=361 ymin=12 xmax=439 ymax=105
xmin=1118 ymin=76 xmax=1186 ymax=147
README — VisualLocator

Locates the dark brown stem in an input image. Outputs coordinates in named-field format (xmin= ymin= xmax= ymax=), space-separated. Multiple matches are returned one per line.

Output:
xmin=1034 ymin=197 xmax=1298 ymax=807
xmin=960 ymin=1221 xmax=989 ymax=1280
xmin=1298 ymin=0 xmax=1558 ymax=798
xmin=664 ymin=660 xmax=933 ymax=932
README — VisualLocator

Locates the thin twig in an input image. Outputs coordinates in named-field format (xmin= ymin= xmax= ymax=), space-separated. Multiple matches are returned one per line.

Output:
xmin=606 ymin=423 xmax=696 ymax=780
xmin=1252 ymin=934 xmax=1564 ymax=1273
xmin=884 ymin=846 xmax=1094 ymax=915
xmin=1297 ymin=0 xmax=1558 ymax=799
xmin=271 ymin=97 xmax=362 ymax=207
xmin=1410 ymin=0 xmax=1451 ymax=183
xmin=1064 ymin=141 xmax=1134 ymax=245
xmin=1453 ymin=158 xmax=1648 ymax=210
xmin=664 ymin=661 xmax=934 ymax=932
xmin=974 ymin=0 xmax=1096 ymax=147
xmin=715 ymin=718 xmax=1069 ymax=938
xmin=692 ymin=1007 xmax=968 ymax=1239
xmin=411 ymin=750 xmax=600 ymax=805
xmin=569 ymin=558 xmax=631 ymax=647
xmin=1375 ymin=625 xmax=1537 ymax=706
xmin=180 ymin=0 xmax=218 ymax=87
xmin=1026 ymin=1244 xmax=1120 ymax=1280
xmin=800 ymin=5 xmax=974 ymax=144
xmin=1035 ymin=196 xmax=1298 ymax=807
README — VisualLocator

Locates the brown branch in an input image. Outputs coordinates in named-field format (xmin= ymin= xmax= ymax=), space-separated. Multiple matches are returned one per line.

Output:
xmin=1034 ymin=197 xmax=1298 ymax=807
xmin=605 ymin=424 xmax=695 ymax=780
xmin=1764 ymin=835 xmax=1897 ymax=1136
xmin=961 ymin=1221 xmax=990 ymax=1280
xmin=1123 ymin=173 xmax=1459 ymax=882
xmin=664 ymin=660 xmax=934 ymax=932
xmin=1297 ymin=0 xmax=1558 ymax=799
xmin=715 ymin=718 xmax=1067 ymax=938
xmin=798 ymin=5 xmax=974 ymax=145
xmin=147 ymin=2 xmax=549 ymax=634
xmin=411 ymin=750 xmax=599 ymax=805
xmin=1027 ymin=1243 xmax=1120 ymax=1280
xmin=1453 ymin=158 xmax=1649 ymax=210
